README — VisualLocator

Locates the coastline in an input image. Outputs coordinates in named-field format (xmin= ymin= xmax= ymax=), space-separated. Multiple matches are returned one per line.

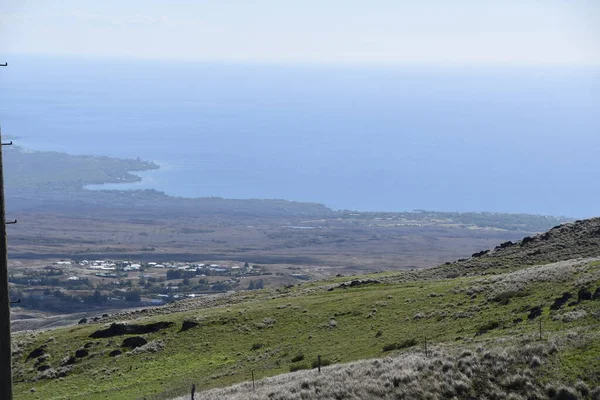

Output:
xmin=4 ymin=145 xmax=160 ymax=191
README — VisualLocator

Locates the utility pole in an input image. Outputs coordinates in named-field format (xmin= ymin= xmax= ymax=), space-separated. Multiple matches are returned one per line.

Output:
xmin=0 ymin=59 xmax=14 ymax=400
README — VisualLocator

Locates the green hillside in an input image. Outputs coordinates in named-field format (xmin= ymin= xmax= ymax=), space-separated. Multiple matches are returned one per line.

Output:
xmin=11 ymin=220 xmax=600 ymax=400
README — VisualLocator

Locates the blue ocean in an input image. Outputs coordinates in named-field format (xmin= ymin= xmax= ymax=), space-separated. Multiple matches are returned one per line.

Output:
xmin=0 ymin=55 xmax=598 ymax=217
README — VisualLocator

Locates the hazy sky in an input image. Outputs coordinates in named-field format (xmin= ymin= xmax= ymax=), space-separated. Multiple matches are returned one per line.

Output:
xmin=1 ymin=0 xmax=599 ymax=65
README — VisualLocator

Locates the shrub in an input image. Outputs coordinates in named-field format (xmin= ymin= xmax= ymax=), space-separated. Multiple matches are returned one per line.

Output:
xmin=291 ymin=354 xmax=304 ymax=363
xmin=251 ymin=343 xmax=264 ymax=350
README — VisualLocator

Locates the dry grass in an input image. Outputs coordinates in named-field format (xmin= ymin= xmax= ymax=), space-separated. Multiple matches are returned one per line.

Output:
xmin=172 ymin=335 xmax=597 ymax=400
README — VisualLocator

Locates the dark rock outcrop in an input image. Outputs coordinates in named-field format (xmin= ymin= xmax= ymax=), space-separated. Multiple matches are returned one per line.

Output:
xmin=121 ymin=336 xmax=147 ymax=349
xmin=472 ymin=250 xmax=490 ymax=258
xmin=338 ymin=279 xmax=380 ymax=289
xmin=527 ymin=306 xmax=542 ymax=320
xmin=550 ymin=293 xmax=572 ymax=310
xmin=179 ymin=320 xmax=199 ymax=332
xmin=108 ymin=349 xmax=122 ymax=357
xmin=26 ymin=346 xmax=46 ymax=361
xmin=90 ymin=322 xmax=173 ymax=338
xmin=578 ymin=288 xmax=592 ymax=302
xmin=75 ymin=349 xmax=89 ymax=358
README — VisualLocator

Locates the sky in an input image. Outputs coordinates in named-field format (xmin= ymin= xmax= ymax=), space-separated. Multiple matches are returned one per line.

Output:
xmin=0 ymin=0 xmax=599 ymax=65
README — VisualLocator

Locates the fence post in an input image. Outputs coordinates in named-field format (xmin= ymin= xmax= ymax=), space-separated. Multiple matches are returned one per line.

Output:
xmin=318 ymin=355 xmax=321 ymax=373
xmin=191 ymin=383 xmax=195 ymax=400
xmin=252 ymin=370 xmax=255 ymax=390
xmin=539 ymin=318 xmax=542 ymax=341
xmin=424 ymin=336 xmax=428 ymax=357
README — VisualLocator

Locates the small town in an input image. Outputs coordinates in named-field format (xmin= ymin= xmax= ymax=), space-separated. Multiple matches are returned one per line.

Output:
xmin=8 ymin=258 xmax=310 ymax=313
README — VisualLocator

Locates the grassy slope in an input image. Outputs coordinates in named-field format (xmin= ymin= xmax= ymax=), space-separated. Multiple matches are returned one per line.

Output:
xmin=12 ymin=255 xmax=600 ymax=400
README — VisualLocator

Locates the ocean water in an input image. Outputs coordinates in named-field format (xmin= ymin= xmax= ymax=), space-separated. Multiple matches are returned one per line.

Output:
xmin=0 ymin=55 xmax=598 ymax=217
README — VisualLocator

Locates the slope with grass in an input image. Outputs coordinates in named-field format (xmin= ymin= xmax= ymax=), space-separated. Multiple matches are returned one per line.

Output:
xmin=11 ymin=219 xmax=600 ymax=400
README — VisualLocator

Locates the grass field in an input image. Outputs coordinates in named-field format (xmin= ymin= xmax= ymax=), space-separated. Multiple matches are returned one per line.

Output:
xmin=12 ymin=255 xmax=600 ymax=400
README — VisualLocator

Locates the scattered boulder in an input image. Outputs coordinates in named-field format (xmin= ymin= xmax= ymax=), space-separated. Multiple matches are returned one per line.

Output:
xmin=179 ymin=320 xmax=199 ymax=332
xmin=78 ymin=318 xmax=87 ymax=325
xmin=83 ymin=342 xmax=94 ymax=349
xmin=26 ymin=346 xmax=46 ymax=361
xmin=108 ymin=350 xmax=122 ymax=357
xmin=338 ymin=279 xmax=380 ymax=289
xmin=62 ymin=356 xmax=76 ymax=366
xmin=90 ymin=322 xmax=173 ymax=338
xmin=550 ymin=293 xmax=572 ymax=310
xmin=37 ymin=365 xmax=51 ymax=372
xmin=521 ymin=236 xmax=534 ymax=245
xmin=578 ymin=288 xmax=592 ymax=302
xmin=593 ymin=288 xmax=600 ymax=300
xmin=75 ymin=349 xmax=89 ymax=358
xmin=496 ymin=241 xmax=514 ymax=250
xmin=121 ymin=336 xmax=147 ymax=349
xmin=528 ymin=306 xmax=543 ymax=320
xmin=472 ymin=250 xmax=490 ymax=258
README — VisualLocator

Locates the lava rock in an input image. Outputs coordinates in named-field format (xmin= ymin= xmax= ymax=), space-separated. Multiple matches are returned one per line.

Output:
xmin=26 ymin=347 xmax=46 ymax=361
xmin=75 ymin=349 xmax=89 ymax=358
xmin=108 ymin=349 xmax=122 ymax=357
xmin=550 ymin=292 xmax=572 ymax=310
xmin=578 ymin=288 xmax=592 ymax=302
xmin=179 ymin=320 xmax=199 ymax=332
xmin=121 ymin=336 xmax=147 ymax=349
xmin=527 ymin=306 xmax=543 ymax=320
xmin=90 ymin=322 xmax=173 ymax=338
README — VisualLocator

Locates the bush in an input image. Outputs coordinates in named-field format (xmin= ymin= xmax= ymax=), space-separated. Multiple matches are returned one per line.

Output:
xmin=251 ymin=343 xmax=263 ymax=350
xmin=291 ymin=354 xmax=304 ymax=363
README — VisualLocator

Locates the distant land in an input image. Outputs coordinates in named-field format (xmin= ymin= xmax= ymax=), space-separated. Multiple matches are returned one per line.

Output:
xmin=2 ymin=144 xmax=571 ymax=275
xmin=3 ymin=144 xmax=570 ymax=228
